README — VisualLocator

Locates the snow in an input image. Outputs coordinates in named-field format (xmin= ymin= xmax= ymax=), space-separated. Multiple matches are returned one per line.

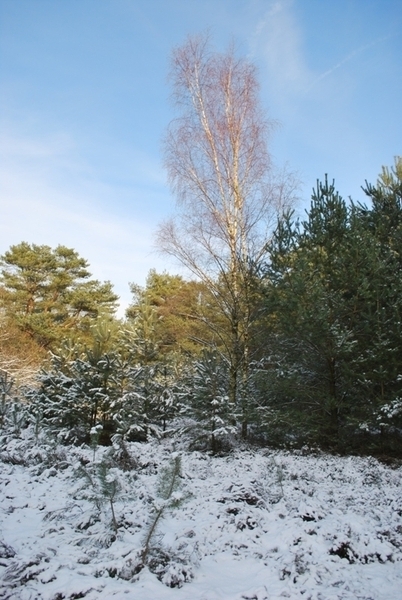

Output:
xmin=0 ymin=433 xmax=401 ymax=599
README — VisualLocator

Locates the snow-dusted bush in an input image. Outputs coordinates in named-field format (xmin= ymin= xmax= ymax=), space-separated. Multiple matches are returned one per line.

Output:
xmin=23 ymin=350 xmax=184 ymax=449
xmin=141 ymin=454 xmax=188 ymax=560
xmin=182 ymin=351 xmax=237 ymax=453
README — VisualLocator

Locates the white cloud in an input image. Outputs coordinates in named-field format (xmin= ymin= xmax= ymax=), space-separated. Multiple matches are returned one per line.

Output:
xmin=250 ymin=0 xmax=313 ymax=96
xmin=252 ymin=2 xmax=396 ymax=101
xmin=0 ymin=126 xmax=178 ymax=318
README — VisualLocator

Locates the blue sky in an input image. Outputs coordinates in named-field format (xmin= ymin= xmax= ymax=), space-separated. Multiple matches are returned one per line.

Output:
xmin=1 ymin=0 xmax=401 ymax=316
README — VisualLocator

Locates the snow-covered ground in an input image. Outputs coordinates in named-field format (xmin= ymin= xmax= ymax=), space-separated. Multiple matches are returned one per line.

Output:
xmin=0 ymin=433 xmax=401 ymax=600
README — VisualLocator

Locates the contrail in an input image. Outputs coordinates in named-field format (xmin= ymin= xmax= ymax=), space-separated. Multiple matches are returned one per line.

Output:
xmin=306 ymin=33 xmax=395 ymax=91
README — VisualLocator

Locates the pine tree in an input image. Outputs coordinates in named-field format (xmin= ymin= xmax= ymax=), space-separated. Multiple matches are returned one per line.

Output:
xmin=141 ymin=454 xmax=187 ymax=565
xmin=352 ymin=157 xmax=402 ymax=448
xmin=0 ymin=243 xmax=118 ymax=349
xmin=127 ymin=270 xmax=210 ymax=356
xmin=183 ymin=349 xmax=235 ymax=452
xmin=263 ymin=178 xmax=365 ymax=448
xmin=262 ymin=162 xmax=402 ymax=453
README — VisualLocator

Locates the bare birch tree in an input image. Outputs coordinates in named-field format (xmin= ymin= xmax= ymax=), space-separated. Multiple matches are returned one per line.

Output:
xmin=157 ymin=34 xmax=296 ymax=436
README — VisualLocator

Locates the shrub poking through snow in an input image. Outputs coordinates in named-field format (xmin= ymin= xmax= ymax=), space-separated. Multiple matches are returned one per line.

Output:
xmin=73 ymin=453 xmax=132 ymax=535
xmin=141 ymin=453 xmax=184 ymax=563
xmin=129 ymin=453 xmax=193 ymax=586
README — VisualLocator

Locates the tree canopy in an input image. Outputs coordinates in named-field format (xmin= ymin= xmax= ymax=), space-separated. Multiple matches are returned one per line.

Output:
xmin=262 ymin=158 xmax=402 ymax=451
xmin=127 ymin=269 xmax=211 ymax=356
xmin=0 ymin=242 xmax=118 ymax=349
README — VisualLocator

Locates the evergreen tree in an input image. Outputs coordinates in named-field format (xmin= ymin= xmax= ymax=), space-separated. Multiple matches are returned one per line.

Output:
xmin=26 ymin=311 xmax=182 ymax=444
xmin=27 ymin=343 xmax=132 ymax=444
xmin=127 ymin=270 xmax=211 ymax=357
xmin=183 ymin=349 xmax=235 ymax=452
xmin=352 ymin=157 xmax=402 ymax=445
xmin=263 ymin=178 xmax=367 ymax=448
xmin=262 ymin=162 xmax=402 ymax=452
xmin=0 ymin=242 xmax=118 ymax=349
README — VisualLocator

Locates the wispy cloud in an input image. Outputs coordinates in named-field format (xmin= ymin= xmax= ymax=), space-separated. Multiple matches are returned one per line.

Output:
xmin=250 ymin=0 xmax=313 ymax=96
xmin=0 ymin=126 xmax=176 ymax=316
xmin=251 ymin=2 xmax=396 ymax=101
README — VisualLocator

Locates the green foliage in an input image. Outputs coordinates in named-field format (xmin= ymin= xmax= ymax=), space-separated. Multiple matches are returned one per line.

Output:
xmin=262 ymin=178 xmax=354 ymax=446
xmin=26 ymin=348 xmax=132 ymax=444
xmin=183 ymin=350 xmax=236 ymax=452
xmin=127 ymin=269 xmax=210 ymax=357
xmin=262 ymin=162 xmax=402 ymax=453
xmin=111 ymin=361 xmax=183 ymax=442
xmin=26 ymin=319 xmax=184 ymax=445
xmin=125 ymin=298 xmax=161 ymax=363
xmin=0 ymin=242 xmax=118 ymax=349
xmin=141 ymin=454 xmax=186 ymax=565
xmin=73 ymin=454 xmax=134 ymax=534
